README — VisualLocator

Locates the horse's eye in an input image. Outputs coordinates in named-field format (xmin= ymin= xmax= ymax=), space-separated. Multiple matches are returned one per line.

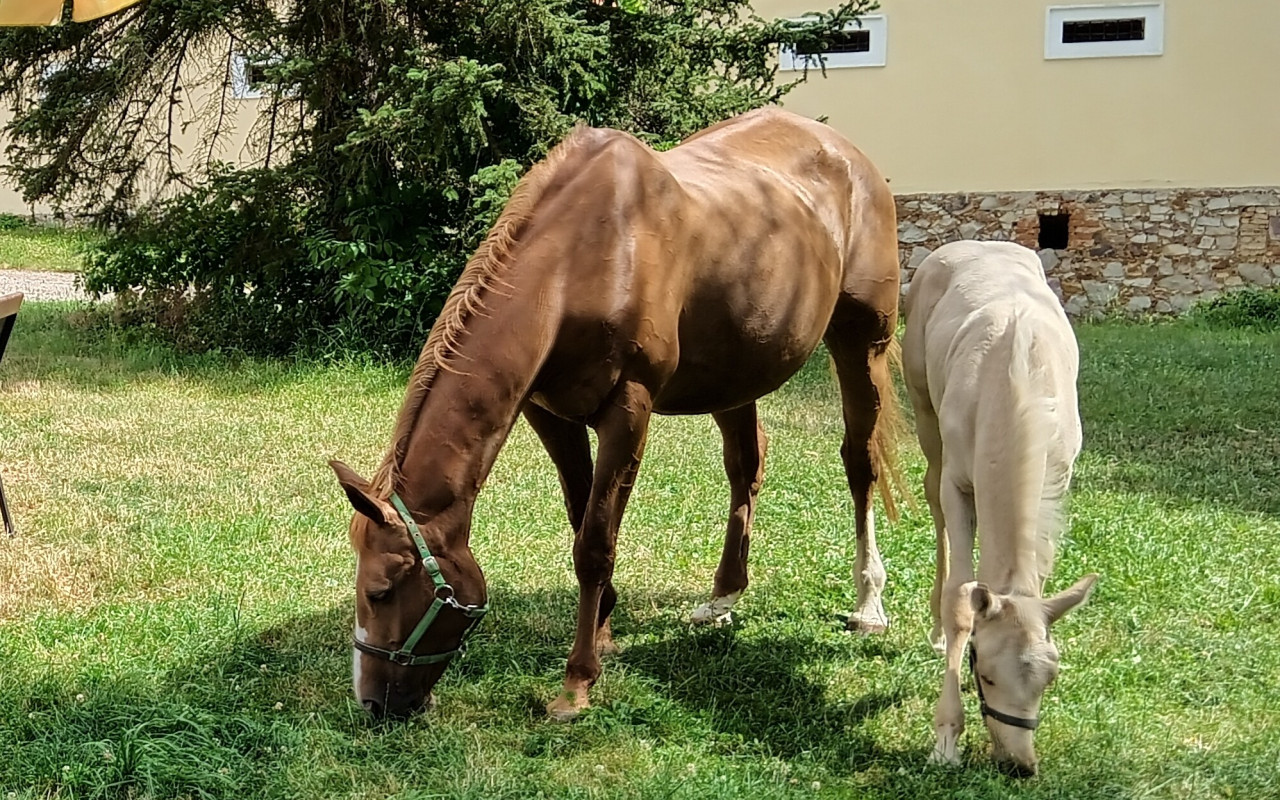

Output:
xmin=980 ymin=675 xmax=995 ymax=687
xmin=366 ymin=588 xmax=391 ymax=603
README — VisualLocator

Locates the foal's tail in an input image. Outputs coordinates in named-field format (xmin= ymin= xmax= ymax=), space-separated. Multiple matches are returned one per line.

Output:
xmin=871 ymin=337 xmax=908 ymax=522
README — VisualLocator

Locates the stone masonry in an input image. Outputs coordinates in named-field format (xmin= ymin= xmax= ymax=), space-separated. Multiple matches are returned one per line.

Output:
xmin=895 ymin=188 xmax=1280 ymax=317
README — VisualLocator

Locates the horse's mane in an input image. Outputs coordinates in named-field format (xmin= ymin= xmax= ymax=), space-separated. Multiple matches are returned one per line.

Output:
xmin=370 ymin=126 xmax=598 ymax=496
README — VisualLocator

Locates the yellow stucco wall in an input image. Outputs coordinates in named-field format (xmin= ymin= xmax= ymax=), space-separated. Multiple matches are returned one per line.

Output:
xmin=755 ymin=0 xmax=1280 ymax=193
xmin=4 ymin=2 xmax=1276 ymax=214
xmin=0 ymin=89 xmax=264 ymax=217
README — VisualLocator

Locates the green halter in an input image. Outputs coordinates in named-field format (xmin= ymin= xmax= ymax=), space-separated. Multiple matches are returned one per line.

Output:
xmin=352 ymin=493 xmax=489 ymax=666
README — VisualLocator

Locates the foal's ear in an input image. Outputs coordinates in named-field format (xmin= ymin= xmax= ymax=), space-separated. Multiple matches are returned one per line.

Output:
xmin=968 ymin=582 xmax=1004 ymax=621
xmin=1044 ymin=573 xmax=1099 ymax=625
xmin=329 ymin=460 xmax=391 ymax=525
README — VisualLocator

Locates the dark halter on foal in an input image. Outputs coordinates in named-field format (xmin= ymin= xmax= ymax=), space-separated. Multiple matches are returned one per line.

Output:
xmin=968 ymin=640 xmax=1041 ymax=731
xmin=351 ymin=493 xmax=489 ymax=667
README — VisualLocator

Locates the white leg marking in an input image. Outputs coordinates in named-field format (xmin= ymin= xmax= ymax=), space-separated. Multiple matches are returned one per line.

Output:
xmin=690 ymin=591 xmax=742 ymax=626
xmin=849 ymin=509 xmax=889 ymax=632
xmin=929 ymin=626 xmax=947 ymax=655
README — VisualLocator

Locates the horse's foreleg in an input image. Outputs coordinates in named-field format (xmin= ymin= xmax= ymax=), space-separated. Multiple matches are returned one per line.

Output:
xmin=523 ymin=404 xmax=618 ymax=655
xmin=691 ymin=403 xmax=767 ymax=626
xmin=546 ymin=381 xmax=652 ymax=721
xmin=930 ymin=475 xmax=976 ymax=766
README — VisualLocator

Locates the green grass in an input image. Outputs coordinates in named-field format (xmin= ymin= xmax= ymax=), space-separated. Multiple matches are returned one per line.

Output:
xmin=1 ymin=305 xmax=1278 ymax=798
xmin=0 ymin=222 xmax=99 ymax=272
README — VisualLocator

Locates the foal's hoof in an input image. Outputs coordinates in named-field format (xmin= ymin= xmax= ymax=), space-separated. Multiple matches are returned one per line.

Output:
xmin=545 ymin=692 xmax=589 ymax=722
xmin=597 ymin=638 xmax=621 ymax=658
xmin=844 ymin=610 xmax=889 ymax=635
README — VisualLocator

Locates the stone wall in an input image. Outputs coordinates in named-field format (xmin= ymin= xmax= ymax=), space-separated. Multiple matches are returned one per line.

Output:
xmin=895 ymin=188 xmax=1280 ymax=316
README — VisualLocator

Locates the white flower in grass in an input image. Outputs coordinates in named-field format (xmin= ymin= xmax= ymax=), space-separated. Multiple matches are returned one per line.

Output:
xmin=273 ymin=701 xmax=284 ymax=711
xmin=75 ymin=693 xmax=86 ymax=703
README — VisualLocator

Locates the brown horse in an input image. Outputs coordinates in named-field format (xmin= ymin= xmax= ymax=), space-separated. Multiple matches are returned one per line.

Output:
xmin=329 ymin=107 xmax=903 ymax=720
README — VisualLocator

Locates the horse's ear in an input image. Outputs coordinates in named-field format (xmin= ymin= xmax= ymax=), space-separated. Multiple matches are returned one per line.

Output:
xmin=1044 ymin=573 xmax=1098 ymax=625
xmin=330 ymin=460 xmax=391 ymax=524
xmin=968 ymin=582 xmax=1004 ymax=621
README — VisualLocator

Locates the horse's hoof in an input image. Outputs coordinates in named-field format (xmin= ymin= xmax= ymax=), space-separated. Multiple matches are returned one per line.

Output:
xmin=546 ymin=693 xmax=589 ymax=722
xmin=690 ymin=606 xmax=733 ymax=627
xmin=844 ymin=611 xmax=889 ymax=635
xmin=690 ymin=592 xmax=741 ymax=626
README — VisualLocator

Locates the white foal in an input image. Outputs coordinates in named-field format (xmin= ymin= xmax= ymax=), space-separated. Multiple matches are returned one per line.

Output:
xmin=902 ymin=241 xmax=1097 ymax=776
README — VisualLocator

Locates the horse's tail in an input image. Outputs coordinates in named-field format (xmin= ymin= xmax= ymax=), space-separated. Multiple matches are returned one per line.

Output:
xmin=871 ymin=336 xmax=909 ymax=522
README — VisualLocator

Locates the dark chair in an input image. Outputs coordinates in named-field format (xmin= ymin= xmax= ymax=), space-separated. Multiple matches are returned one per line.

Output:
xmin=0 ymin=291 xmax=23 ymax=536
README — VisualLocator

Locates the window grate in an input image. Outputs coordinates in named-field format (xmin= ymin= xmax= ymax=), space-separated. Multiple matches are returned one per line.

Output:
xmin=1062 ymin=18 xmax=1146 ymax=44
xmin=797 ymin=28 xmax=871 ymax=56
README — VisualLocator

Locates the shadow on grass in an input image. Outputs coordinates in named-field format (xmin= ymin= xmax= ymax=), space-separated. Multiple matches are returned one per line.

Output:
xmin=4 ymin=581 xmax=1225 ymax=799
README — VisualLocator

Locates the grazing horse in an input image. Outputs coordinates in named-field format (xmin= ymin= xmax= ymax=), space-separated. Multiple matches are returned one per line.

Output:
xmin=902 ymin=241 xmax=1097 ymax=775
xmin=329 ymin=107 xmax=903 ymax=720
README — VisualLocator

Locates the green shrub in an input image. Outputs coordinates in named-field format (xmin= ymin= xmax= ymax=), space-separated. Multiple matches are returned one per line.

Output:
xmin=1194 ymin=288 xmax=1280 ymax=332
xmin=2 ymin=0 xmax=875 ymax=356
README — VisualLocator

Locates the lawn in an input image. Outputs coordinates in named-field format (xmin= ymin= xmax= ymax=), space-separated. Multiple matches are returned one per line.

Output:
xmin=0 ymin=219 xmax=99 ymax=272
xmin=1 ymin=303 xmax=1278 ymax=799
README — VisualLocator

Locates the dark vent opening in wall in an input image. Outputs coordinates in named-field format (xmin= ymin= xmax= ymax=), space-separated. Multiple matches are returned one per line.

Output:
xmin=1039 ymin=213 xmax=1070 ymax=250
xmin=246 ymin=62 xmax=271 ymax=90
xmin=1062 ymin=18 xmax=1146 ymax=44
xmin=797 ymin=28 xmax=871 ymax=56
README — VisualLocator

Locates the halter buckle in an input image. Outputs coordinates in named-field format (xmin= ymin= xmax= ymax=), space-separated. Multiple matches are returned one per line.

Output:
xmin=389 ymin=649 xmax=417 ymax=666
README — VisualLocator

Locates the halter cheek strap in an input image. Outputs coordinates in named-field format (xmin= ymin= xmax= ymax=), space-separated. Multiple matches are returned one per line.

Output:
xmin=352 ymin=493 xmax=489 ymax=667
xmin=969 ymin=642 xmax=1041 ymax=731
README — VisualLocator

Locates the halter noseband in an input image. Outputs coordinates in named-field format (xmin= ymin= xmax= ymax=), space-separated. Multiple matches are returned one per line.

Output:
xmin=968 ymin=640 xmax=1041 ymax=731
xmin=352 ymin=493 xmax=489 ymax=667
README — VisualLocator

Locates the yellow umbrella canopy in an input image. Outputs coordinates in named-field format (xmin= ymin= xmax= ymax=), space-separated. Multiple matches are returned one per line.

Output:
xmin=0 ymin=0 xmax=144 ymax=25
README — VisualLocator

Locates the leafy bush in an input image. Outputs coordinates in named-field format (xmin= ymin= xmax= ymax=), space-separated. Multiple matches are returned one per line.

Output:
xmin=1194 ymin=288 xmax=1280 ymax=332
xmin=2 ymin=0 xmax=874 ymax=355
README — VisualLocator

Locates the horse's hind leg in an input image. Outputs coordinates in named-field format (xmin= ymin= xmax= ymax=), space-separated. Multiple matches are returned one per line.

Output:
xmin=525 ymin=403 xmax=619 ymax=656
xmin=691 ymin=402 xmax=767 ymax=626
xmin=826 ymin=321 xmax=894 ymax=634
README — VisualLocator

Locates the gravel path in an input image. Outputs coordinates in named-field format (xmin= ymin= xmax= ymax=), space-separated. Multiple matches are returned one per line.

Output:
xmin=0 ymin=269 xmax=95 ymax=302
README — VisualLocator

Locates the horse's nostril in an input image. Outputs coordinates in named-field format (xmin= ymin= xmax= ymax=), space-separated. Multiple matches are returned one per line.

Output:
xmin=362 ymin=698 xmax=383 ymax=718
